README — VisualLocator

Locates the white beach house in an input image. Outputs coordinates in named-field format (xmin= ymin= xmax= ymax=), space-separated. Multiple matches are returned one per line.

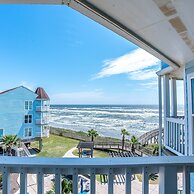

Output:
xmin=1 ymin=1 xmax=194 ymax=194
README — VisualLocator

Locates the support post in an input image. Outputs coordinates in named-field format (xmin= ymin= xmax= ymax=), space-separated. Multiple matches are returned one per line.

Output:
xmin=2 ymin=167 xmax=10 ymax=194
xmin=55 ymin=169 xmax=62 ymax=194
xmin=20 ymin=168 xmax=27 ymax=194
xmin=90 ymin=168 xmax=96 ymax=194
xmin=37 ymin=170 xmax=44 ymax=194
xmin=159 ymin=166 xmax=177 ymax=194
xmin=158 ymin=76 xmax=163 ymax=156
xmin=91 ymin=148 xmax=93 ymax=158
xmin=73 ymin=168 xmax=78 ymax=194
xmin=163 ymin=75 xmax=170 ymax=146
xmin=183 ymin=166 xmax=190 ymax=194
xmin=142 ymin=167 xmax=149 ymax=194
xmin=171 ymin=79 xmax=177 ymax=117
xmin=125 ymin=168 xmax=131 ymax=194
xmin=108 ymin=168 xmax=114 ymax=194
xmin=39 ymin=139 xmax=43 ymax=151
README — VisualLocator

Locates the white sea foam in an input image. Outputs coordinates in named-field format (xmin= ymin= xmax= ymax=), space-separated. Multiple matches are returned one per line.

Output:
xmin=48 ymin=105 xmax=166 ymax=138
xmin=49 ymin=105 xmax=185 ymax=138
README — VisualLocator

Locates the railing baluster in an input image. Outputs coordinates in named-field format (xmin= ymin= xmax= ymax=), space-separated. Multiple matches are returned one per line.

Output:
xmin=172 ymin=123 xmax=174 ymax=148
xmin=125 ymin=168 xmax=131 ymax=194
xmin=181 ymin=125 xmax=183 ymax=154
xmin=166 ymin=117 xmax=185 ymax=155
xmin=183 ymin=125 xmax=185 ymax=155
xmin=175 ymin=124 xmax=177 ymax=151
xmin=108 ymin=168 xmax=114 ymax=194
xmin=142 ymin=167 xmax=149 ymax=194
xmin=55 ymin=169 xmax=62 ymax=194
xmin=167 ymin=121 xmax=169 ymax=146
xmin=178 ymin=124 xmax=180 ymax=152
xmin=169 ymin=121 xmax=171 ymax=146
xmin=174 ymin=123 xmax=176 ymax=149
xmin=159 ymin=166 xmax=177 ymax=194
xmin=2 ymin=167 xmax=10 ymax=194
xmin=73 ymin=168 xmax=78 ymax=194
xmin=171 ymin=122 xmax=173 ymax=147
xmin=20 ymin=168 xmax=27 ymax=194
xmin=37 ymin=170 xmax=44 ymax=194
xmin=90 ymin=168 xmax=96 ymax=194
xmin=183 ymin=166 xmax=190 ymax=194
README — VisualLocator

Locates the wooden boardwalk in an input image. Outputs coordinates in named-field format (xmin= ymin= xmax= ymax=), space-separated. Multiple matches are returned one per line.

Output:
xmin=94 ymin=142 xmax=131 ymax=152
xmin=94 ymin=141 xmax=153 ymax=156
xmin=96 ymin=129 xmax=164 ymax=184
xmin=100 ymin=151 xmax=136 ymax=184
xmin=138 ymin=128 xmax=164 ymax=145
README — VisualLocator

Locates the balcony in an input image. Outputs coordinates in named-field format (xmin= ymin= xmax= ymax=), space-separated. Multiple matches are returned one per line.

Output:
xmin=0 ymin=156 xmax=193 ymax=193
xmin=36 ymin=119 xmax=48 ymax=125
xmin=36 ymin=106 xmax=50 ymax=112
xmin=36 ymin=128 xmax=50 ymax=138
xmin=166 ymin=117 xmax=185 ymax=155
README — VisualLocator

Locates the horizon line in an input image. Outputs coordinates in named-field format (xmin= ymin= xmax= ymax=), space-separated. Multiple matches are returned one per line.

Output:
xmin=49 ymin=103 xmax=184 ymax=106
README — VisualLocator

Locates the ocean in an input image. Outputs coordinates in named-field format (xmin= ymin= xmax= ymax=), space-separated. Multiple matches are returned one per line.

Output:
xmin=49 ymin=104 xmax=164 ymax=138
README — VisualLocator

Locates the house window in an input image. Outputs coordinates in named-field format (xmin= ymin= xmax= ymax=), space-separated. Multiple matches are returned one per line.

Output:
xmin=24 ymin=115 xmax=32 ymax=123
xmin=25 ymin=128 xmax=32 ymax=137
xmin=25 ymin=101 xmax=33 ymax=110
xmin=29 ymin=101 xmax=32 ymax=110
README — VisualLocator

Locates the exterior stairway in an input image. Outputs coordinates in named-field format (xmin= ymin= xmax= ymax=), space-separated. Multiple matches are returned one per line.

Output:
xmin=15 ymin=142 xmax=34 ymax=157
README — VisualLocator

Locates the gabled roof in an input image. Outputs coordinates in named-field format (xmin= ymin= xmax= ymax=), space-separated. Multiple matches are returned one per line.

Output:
xmin=0 ymin=86 xmax=50 ymax=100
xmin=0 ymin=86 xmax=35 ymax=95
xmin=0 ymin=87 xmax=18 ymax=94
xmin=35 ymin=87 xmax=50 ymax=100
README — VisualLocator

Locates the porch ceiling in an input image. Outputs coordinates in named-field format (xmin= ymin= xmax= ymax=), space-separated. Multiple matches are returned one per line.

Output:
xmin=1 ymin=0 xmax=194 ymax=68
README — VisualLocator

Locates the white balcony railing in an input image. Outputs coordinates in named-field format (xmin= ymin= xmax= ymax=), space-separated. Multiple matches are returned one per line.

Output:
xmin=166 ymin=117 xmax=185 ymax=155
xmin=36 ymin=119 xmax=48 ymax=125
xmin=36 ymin=129 xmax=50 ymax=138
xmin=0 ymin=156 xmax=194 ymax=194
xmin=36 ymin=106 xmax=50 ymax=112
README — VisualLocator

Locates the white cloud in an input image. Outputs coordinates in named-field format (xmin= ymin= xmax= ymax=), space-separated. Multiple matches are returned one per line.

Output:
xmin=20 ymin=81 xmax=35 ymax=91
xmin=140 ymin=81 xmax=158 ymax=89
xmin=129 ymin=69 xmax=158 ymax=80
xmin=94 ymin=48 xmax=160 ymax=80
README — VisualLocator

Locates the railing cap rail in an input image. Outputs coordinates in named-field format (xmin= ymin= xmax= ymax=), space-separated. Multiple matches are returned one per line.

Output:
xmin=0 ymin=156 xmax=194 ymax=167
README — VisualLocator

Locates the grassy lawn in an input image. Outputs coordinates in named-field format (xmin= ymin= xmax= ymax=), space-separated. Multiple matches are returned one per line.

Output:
xmin=72 ymin=148 xmax=109 ymax=158
xmin=31 ymin=134 xmax=79 ymax=157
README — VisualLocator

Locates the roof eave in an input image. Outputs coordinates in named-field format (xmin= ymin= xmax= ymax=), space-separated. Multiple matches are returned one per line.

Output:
xmin=156 ymin=66 xmax=174 ymax=76
xmin=69 ymin=0 xmax=181 ymax=69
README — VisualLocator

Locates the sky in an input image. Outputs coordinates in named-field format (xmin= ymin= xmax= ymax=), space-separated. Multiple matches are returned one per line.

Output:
xmin=0 ymin=5 xmax=183 ymax=105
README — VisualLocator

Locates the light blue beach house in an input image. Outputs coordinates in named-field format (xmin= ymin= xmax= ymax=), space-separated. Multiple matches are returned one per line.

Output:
xmin=0 ymin=86 xmax=50 ymax=148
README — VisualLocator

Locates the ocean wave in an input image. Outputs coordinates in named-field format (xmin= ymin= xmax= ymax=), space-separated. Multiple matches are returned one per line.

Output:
xmin=49 ymin=105 xmax=161 ymax=138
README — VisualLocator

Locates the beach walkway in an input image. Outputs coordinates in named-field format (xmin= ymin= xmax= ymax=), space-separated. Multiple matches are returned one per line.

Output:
xmin=63 ymin=147 xmax=78 ymax=158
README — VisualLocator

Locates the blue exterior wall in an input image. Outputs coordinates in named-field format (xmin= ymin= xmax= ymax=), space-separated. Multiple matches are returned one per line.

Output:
xmin=0 ymin=86 xmax=42 ymax=140
xmin=185 ymin=60 xmax=194 ymax=156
